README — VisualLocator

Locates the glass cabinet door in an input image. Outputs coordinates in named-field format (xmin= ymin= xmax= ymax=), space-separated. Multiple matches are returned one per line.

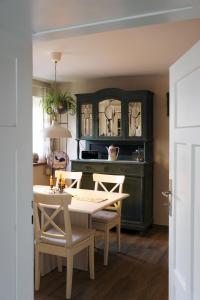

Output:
xmin=128 ymin=102 xmax=142 ymax=137
xmin=98 ymin=99 xmax=121 ymax=137
xmin=81 ymin=104 xmax=93 ymax=137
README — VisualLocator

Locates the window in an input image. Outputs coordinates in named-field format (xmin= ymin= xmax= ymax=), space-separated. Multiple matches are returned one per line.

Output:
xmin=32 ymin=96 xmax=45 ymax=159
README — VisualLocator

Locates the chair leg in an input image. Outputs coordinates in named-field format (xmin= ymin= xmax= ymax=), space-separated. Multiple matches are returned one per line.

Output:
xmin=89 ymin=237 xmax=95 ymax=279
xmin=117 ymin=223 xmax=121 ymax=252
xmin=104 ymin=228 xmax=110 ymax=266
xmin=66 ymin=253 xmax=73 ymax=299
xmin=35 ymin=248 xmax=40 ymax=291
xmin=57 ymin=256 xmax=63 ymax=272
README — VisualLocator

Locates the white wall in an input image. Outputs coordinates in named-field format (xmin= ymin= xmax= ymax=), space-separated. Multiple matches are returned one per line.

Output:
xmin=59 ymin=74 xmax=169 ymax=225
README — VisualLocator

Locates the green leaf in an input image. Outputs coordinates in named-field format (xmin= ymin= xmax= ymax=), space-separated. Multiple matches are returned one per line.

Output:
xmin=42 ymin=88 xmax=76 ymax=115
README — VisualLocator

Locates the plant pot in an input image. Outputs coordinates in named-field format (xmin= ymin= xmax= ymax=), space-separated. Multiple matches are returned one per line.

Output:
xmin=53 ymin=105 xmax=68 ymax=114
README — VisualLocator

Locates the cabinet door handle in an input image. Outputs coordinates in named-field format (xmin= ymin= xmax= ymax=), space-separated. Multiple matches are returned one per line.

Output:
xmin=120 ymin=168 xmax=127 ymax=173
xmin=84 ymin=166 xmax=92 ymax=172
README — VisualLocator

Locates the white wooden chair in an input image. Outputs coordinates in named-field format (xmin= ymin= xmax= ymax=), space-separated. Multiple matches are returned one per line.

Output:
xmin=33 ymin=191 xmax=95 ymax=299
xmin=55 ymin=171 xmax=82 ymax=189
xmin=91 ymin=173 xmax=125 ymax=266
xmin=54 ymin=171 xmax=83 ymax=272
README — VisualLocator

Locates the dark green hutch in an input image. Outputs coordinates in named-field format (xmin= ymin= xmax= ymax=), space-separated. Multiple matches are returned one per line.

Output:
xmin=71 ymin=88 xmax=154 ymax=233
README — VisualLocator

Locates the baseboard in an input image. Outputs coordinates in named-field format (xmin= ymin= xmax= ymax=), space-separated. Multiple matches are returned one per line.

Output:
xmin=152 ymin=224 xmax=169 ymax=231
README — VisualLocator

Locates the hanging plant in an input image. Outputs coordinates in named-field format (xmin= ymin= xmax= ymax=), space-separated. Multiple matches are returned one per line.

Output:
xmin=42 ymin=88 xmax=76 ymax=115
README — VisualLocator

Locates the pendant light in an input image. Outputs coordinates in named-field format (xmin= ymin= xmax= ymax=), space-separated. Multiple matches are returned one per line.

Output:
xmin=43 ymin=119 xmax=72 ymax=138
xmin=43 ymin=52 xmax=72 ymax=139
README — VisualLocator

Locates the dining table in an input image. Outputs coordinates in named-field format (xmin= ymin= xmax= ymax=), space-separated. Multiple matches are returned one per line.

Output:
xmin=33 ymin=185 xmax=129 ymax=273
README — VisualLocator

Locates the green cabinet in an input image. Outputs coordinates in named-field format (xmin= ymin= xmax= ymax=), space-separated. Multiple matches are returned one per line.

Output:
xmin=76 ymin=88 xmax=153 ymax=142
xmin=122 ymin=176 xmax=143 ymax=223
xmin=73 ymin=88 xmax=153 ymax=232
xmin=71 ymin=160 xmax=153 ymax=232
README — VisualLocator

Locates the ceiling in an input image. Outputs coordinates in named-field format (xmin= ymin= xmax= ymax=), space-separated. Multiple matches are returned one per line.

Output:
xmin=32 ymin=1 xmax=200 ymax=82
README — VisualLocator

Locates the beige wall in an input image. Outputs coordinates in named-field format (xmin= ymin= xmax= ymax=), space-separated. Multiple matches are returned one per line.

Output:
xmin=32 ymin=79 xmax=50 ymax=97
xmin=33 ymin=164 xmax=49 ymax=185
xmin=59 ymin=74 xmax=169 ymax=225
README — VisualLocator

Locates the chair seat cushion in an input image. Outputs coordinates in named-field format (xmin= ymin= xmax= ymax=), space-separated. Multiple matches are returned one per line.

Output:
xmin=40 ymin=226 xmax=95 ymax=247
xmin=92 ymin=210 xmax=119 ymax=224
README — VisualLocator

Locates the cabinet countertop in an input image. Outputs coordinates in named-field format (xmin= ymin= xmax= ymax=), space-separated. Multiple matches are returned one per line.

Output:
xmin=71 ymin=159 xmax=152 ymax=165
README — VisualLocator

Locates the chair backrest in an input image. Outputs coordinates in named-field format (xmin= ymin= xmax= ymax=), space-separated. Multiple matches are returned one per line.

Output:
xmin=33 ymin=191 xmax=73 ymax=247
xmin=55 ymin=171 xmax=82 ymax=188
xmin=93 ymin=173 xmax=125 ymax=193
xmin=93 ymin=173 xmax=125 ymax=212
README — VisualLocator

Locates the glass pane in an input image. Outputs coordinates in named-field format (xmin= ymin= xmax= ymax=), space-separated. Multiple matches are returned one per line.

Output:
xmin=129 ymin=102 xmax=142 ymax=136
xmin=98 ymin=99 xmax=121 ymax=137
xmin=81 ymin=104 xmax=92 ymax=136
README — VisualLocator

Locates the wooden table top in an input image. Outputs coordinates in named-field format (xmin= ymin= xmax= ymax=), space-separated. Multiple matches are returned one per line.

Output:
xmin=33 ymin=185 xmax=129 ymax=215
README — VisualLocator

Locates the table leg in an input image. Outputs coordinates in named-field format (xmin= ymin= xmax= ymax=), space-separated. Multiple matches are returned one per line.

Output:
xmin=88 ymin=214 xmax=92 ymax=228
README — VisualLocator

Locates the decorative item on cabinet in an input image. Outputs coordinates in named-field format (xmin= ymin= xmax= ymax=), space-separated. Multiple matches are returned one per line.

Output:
xmin=129 ymin=102 xmax=142 ymax=136
xmin=135 ymin=147 xmax=144 ymax=162
xmin=106 ymin=145 xmax=120 ymax=161
xmin=99 ymin=99 xmax=121 ymax=137
xmin=81 ymin=104 xmax=93 ymax=136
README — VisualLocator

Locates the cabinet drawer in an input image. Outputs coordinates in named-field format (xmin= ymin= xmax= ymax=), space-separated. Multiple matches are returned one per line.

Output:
xmin=72 ymin=161 xmax=145 ymax=177
xmin=108 ymin=164 xmax=144 ymax=176
xmin=72 ymin=162 xmax=105 ymax=174
xmin=95 ymin=163 xmax=144 ymax=176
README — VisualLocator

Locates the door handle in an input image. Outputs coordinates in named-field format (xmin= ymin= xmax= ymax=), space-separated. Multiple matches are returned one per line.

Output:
xmin=162 ymin=183 xmax=172 ymax=216
xmin=162 ymin=191 xmax=172 ymax=198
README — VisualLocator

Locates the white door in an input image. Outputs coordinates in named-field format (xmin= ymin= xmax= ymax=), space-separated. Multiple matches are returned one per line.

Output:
xmin=0 ymin=1 xmax=33 ymax=300
xmin=169 ymin=40 xmax=200 ymax=300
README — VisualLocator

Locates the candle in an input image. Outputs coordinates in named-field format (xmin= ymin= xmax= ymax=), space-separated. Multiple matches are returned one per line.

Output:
xmin=61 ymin=177 xmax=65 ymax=189
xmin=50 ymin=175 xmax=53 ymax=188
xmin=58 ymin=174 xmax=62 ymax=191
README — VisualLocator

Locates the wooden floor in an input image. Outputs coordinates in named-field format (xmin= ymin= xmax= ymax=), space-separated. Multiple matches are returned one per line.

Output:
xmin=35 ymin=226 xmax=168 ymax=300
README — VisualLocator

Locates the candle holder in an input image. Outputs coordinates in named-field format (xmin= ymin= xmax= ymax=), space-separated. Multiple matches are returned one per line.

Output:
xmin=50 ymin=175 xmax=54 ymax=189
xmin=58 ymin=185 xmax=65 ymax=193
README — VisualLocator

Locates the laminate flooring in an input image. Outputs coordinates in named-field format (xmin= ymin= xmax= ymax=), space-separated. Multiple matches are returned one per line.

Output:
xmin=35 ymin=226 xmax=168 ymax=300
